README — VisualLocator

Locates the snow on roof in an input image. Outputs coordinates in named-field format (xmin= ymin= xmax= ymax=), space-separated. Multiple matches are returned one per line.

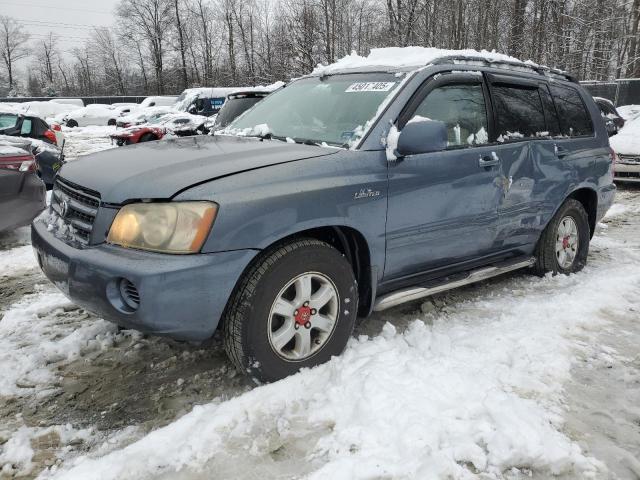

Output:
xmin=312 ymin=47 xmax=532 ymax=76
xmin=230 ymin=81 xmax=285 ymax=95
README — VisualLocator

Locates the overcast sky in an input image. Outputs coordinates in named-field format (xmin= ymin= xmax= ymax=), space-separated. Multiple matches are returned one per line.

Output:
xmin=1 ymin=0 xmax=120 ymax=70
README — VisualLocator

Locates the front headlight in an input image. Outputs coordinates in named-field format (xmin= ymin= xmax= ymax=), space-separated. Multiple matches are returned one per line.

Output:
xmin=107 ymin=202 xmax=218 ymax=254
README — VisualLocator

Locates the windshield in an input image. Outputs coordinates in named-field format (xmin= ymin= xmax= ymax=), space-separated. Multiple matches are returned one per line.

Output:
xmin=0 ymin=113 xmax=18 ymax=129
xmin=214 ymin=95 xmax=265 ymax=129
xmin=224 ymin=73 xmax=402 ymax=146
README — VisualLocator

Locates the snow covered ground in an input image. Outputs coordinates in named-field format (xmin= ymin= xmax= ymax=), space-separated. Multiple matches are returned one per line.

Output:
xmin=0 ymin=131 xmax=639 ymax=480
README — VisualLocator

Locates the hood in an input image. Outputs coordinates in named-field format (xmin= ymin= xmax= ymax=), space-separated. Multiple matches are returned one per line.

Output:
xmin=59 ymin=135 xmax=337 ymax=204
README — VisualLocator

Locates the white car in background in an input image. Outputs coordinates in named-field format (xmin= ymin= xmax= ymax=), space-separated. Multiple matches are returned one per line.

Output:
xmin=611 ymin=111 xmax=640 ymax=184
xmin=139 ymin=96 xmax=178 ymax=108
xmin=63 ymin=104 xmax=135 ymax=127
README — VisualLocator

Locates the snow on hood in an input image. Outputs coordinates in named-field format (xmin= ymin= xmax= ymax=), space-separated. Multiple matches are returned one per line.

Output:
xmin=610 ymin=116 xmax=640 ymax=156
xmin=616 ymin=104 xmax=640 ymax=122
xmin=312 ymin=47 xmax=532 ymax=76
xmin=119 ymin=106 xmax=178 ymax=124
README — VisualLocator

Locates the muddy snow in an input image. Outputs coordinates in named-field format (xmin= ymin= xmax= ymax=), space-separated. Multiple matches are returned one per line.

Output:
xmin=0 ymin=130 xmax=639 ymax=479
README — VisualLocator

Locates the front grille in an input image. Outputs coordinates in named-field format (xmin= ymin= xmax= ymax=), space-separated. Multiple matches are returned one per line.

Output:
xmin=616 ymin=171 xmax=640 ymax=178
xmin=51 ymin=177 xmax=101 ymax=245
xmin=618 ymin=154 xmax=640 ymax=164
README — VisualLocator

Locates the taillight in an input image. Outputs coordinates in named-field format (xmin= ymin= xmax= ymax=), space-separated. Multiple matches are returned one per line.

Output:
xmin=44 ymin=129 xmax=57 ymax=144
xmin=609 ymin=147 xmax=617 ymax=173
xmin=50 ymin=123 xmax=62 ymax=131
xmin=0 ymin=155 xmax=36 ymax=172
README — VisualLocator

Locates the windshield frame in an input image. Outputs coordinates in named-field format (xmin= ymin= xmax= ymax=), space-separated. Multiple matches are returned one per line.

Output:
xmin=221 ymin=71 xmax=413 ymax=150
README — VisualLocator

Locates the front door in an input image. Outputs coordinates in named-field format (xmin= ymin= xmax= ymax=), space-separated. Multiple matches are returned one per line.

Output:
xmin=384 ymin=74 xmax=503 ymax=282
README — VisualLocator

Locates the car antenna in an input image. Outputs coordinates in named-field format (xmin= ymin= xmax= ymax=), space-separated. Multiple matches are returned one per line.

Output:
xmin=60 ymin=139 xmax=67 ymax=164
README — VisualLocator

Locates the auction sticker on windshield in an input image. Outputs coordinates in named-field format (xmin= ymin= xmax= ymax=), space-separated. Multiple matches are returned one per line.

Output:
xmin=345 ymin=82 xmax=396 ymax=93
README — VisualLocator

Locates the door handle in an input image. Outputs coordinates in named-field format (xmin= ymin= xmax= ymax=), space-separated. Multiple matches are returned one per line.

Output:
xmin=478 ymin=153 xmax=500 ymax=168
xmin=554 ymin=144 xmax=569 ymax=158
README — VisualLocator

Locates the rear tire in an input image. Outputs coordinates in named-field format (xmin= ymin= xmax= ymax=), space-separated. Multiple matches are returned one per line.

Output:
xmin=107 ymin=118 xmax=116 ymax=126
xmin=534 ymin=199 xmax=590 ymax=275
xmin=139 ymin=133 xmax=156 ymax=143
xmin=222 ymin=238 xmax=358 ymax=383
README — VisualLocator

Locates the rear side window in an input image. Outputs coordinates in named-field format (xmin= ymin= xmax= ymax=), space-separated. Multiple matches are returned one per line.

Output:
xmin=412 ymin=83 xmax=489 ymax=147
xmin=20 ymin=118 xmax=32 ymax=135
xmin=539 ymin=86 xmax=561 ymax=136
xmin=491 ymin=85 xmax=546 ymax=140
xmin=549 ymin=85 xmax=593 ymax=137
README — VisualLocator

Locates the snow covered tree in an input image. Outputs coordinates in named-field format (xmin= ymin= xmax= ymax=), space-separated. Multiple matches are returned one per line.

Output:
xmin=0 ymin=15 xmax=30 ymax=91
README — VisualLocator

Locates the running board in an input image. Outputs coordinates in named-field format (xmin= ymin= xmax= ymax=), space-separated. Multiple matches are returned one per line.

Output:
xmin=373 ymin=257 xmax=536 ymax=312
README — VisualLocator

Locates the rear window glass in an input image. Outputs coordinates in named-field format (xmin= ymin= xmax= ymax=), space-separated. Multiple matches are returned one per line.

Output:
xmin=550 ymin=85 xmax=594 ymax=137
xmin=492 ymin=85 xmax=546 ymax=140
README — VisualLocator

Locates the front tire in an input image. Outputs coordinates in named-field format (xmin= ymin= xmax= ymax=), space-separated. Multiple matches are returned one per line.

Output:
xmin=222 ymin=238 xmax=358 ymax=382
xmin=534 ymin=199 xmax=590 ymax=275
xmin=66 ymin=119 xmax=78 ymax=128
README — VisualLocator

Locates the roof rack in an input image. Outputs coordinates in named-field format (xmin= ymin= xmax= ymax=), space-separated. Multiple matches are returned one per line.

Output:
xmin=430 ymin=55 xmax=576 ymax=83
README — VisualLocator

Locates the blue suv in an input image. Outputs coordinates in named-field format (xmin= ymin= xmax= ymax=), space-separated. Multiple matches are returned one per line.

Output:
xmin=32 ymin=51 xmax=616 ymax=382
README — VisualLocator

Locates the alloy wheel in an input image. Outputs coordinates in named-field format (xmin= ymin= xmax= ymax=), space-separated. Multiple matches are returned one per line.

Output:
xmin=268 ymin=272 xmax=339 ymax=361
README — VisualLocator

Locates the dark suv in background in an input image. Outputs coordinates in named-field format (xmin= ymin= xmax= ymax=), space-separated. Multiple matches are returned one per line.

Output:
xmin=32 ymin=50 xmax=615 ymax=382
xmin=594 ymin=97 xmax=625 ymax=135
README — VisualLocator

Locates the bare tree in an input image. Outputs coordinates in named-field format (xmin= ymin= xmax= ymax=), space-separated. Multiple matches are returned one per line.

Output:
xmin=0 ymin=15 xmax=30 ymax=90
xmin=116 ymin=0 xmax=173 ymax=93
xmin=92 ymin=28 xmax=128 ymax=94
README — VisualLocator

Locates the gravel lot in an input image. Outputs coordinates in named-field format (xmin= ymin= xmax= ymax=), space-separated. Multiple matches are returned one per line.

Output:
xmin=0 ymin=129 xmax=639 ymax=479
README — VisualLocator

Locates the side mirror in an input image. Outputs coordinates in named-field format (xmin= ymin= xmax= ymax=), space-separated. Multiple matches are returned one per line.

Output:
xmin=396 ymin=118 xmax=448 ymax=157
xmin=604 ymin=119 xmax=617 ymax=137
xmin=188 ymin=105 xmax=197 ymax=114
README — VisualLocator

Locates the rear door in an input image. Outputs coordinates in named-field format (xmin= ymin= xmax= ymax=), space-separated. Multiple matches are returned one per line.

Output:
xmin=533 ymin=84 xmax=598 ymax=232
xmin=485 ymin=75 xmax=554 ymax=251
xmin=384 ymin=73 xmax=503 ymax=281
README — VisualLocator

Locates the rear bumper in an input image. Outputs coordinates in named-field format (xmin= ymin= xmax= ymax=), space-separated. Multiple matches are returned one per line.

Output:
xmin=31 ymin=218 xmax=257 ymax=341
xmin=597 ymin=182 xmax=617 ymax=224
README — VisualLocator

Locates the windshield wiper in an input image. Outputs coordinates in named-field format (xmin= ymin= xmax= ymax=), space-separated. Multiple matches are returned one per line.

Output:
xmin=293 ymin=137 xmax=321 ymax=146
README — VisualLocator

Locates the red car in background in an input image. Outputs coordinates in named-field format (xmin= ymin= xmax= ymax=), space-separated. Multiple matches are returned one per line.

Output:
xmin=110 ymin=113 xmax=207 ymax=146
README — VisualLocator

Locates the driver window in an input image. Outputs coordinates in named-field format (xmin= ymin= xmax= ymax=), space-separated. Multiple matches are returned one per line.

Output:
xmin=411 ymin=83 xmax=488 ymax=147
xmin=20 ymin=118 xmax=32 ymax=135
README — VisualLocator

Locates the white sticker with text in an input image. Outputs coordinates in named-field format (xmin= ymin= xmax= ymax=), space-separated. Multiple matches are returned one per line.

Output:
xmin=345 ymin=82 xmax=396 ymax=93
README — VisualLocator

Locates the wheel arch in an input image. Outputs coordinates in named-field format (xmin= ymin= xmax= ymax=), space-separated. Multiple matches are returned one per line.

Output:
xmin=226 ymin=225 xmax=375 ymax=320
xmin=567 ymin=187 xmax=598 ymax=238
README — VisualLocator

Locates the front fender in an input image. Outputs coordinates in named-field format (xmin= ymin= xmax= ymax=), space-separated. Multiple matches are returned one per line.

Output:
xmin=174 ymin=149 xmax=389 ymax=277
